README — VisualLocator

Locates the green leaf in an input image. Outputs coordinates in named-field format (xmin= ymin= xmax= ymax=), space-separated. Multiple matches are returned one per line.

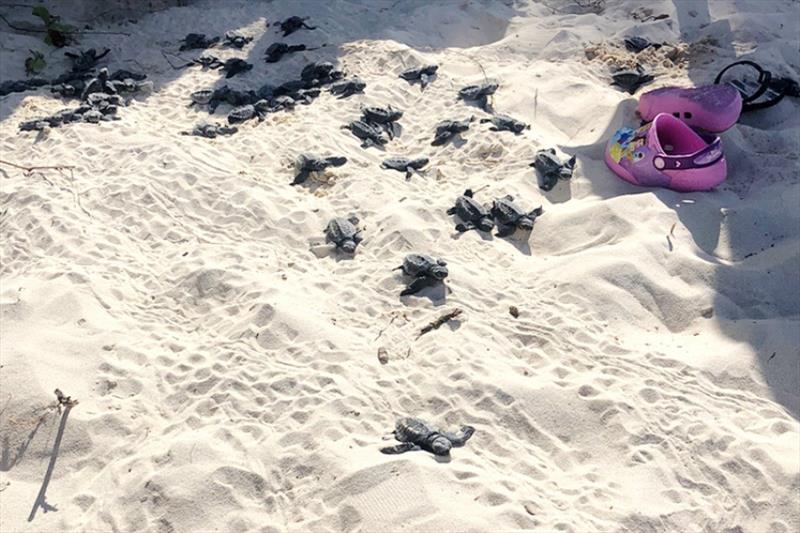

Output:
xmin=25 ymin=50 xmax=46 ymax=75
xmin=32 ymin=6 xmax=52 ymax=24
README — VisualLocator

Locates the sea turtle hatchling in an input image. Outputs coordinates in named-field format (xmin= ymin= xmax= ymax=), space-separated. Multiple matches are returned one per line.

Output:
xmin=380 ymin=417 xmax=475 ymax=456
xmin=324 ymin=215 xmax=363 ymax=254
xmin=480 ymin=114 xmax=529 ymax=134
xmin=227 ymin=100 xmax=270 ymax=123
xmin=220 ymin=58 xmax=253 ymax=79
xmin=530 ymin=149 xmax=576 ymax=191
xmin=394 ymin=253 xmax=449 ymax=296
xmin=399 ymin=64 xmax=438 ymax=90
xmin=447 ymin=189 xmax=494 ymax=233
xmin=264 ymin=42 xmax=307 ymax=63
xmin=277 ymin=16 xmax=316 ymax=37
xmin=292 ymin=153 xmax=348 ymax=185
xmin=330 ymin=77 xmax=366 ymax=98
xmin=181 ymin=122 xmax=238 ymax=138
xmin=341 ymin=120 xmax=387 ymax=148
xmin=490 ymin=195 xmax=543 ymax=237
xmin=431 ymin=117 xmax=473 ymax=146
xmin=380 ymin=156 xmax=429 ymax=179
xmin=179 ymin=33 xmax=220 ymax=51
xmin=222 ymin=32 xmax=253 ymax=49
xmin=458 ymin=81 xmax=498 ymax=111
xmin=362 ymin=105 xmax=403 ymax=138
xmin=64 ymin=47 xmax=110 ymax=72
xmin=610 ymin=65 xmax=654 ymax=94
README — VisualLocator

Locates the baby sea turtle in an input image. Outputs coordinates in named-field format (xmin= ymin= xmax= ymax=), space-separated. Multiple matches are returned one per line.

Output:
xmin=362 ymin=105 xmax=403 ymax=138
xmin=300 ymin=61 xmax=340 ymax=84
xmin=81 ymin=67 xmax=116 ymax=99
xmin=190 ymin=54 xmax=224 ymax=69
xmin=447 ymin=189 xmax=494 ymax=232
xmin=530 ymin=149 xmax=576 ymax=191
xmin=399 ymin=64 xmax=438 ymax=90
xmin=394 ymin=254 xmax=448 ymax=296
xmin=227 ymin=100 xmax=270 ymax=123
xmin=324 ymin=216 xmax=363 ymax=254
xmin=458 ymin=82 xmax=498 ymax=111
xmin=380 ymin=417 xmax=475 ymax=456
xmin=223 ymin=32 xmax=253 ymax=49
xmin=64 ymin=47 xmax=110 ymax=72
xmin=220 ymin=58 xmax=253 ymax=79
xmin=381 ymin=157 xmax=429 ymax=179
xmin=330 ymin=77 xmax=366 ymax=98
xmin=611 ymin=65 xmax=654 ymax=94
xmin=1 ymin=78 xmax=48 ymax=97
xmin=188 ymin=89 xmax=214 ymax=107
xmin=431 ymin=117 xmax=473 ymax=146
xmin=293 ymin=153 xmax=348 ymax=185
xmin=264 ymin=42 xmax=307 ymax=63
xmin=278 ymin=16 xmax=316 ymax=37
xmin=179 ymin=33 xmax=220 ymax=51
xmin=491 ymin=195 xmax=543 ymax=237
xmin=181 ymin=122 xmax=238 ymax=138
xmin=480 ymin=114 xmax=529 ymax=134
xmin=342 ymin=120 xmax=387 ymax=148
xmin=624 ymin=36 xmax=661 ymax=53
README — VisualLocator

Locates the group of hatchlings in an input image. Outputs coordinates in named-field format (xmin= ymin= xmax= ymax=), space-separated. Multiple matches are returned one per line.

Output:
xmin=174 ymin=18 xmax=580 ymax=298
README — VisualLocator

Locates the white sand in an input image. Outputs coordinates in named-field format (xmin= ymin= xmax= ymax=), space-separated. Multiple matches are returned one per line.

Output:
xmin=1 ymin=0 xmax=798 ymax=531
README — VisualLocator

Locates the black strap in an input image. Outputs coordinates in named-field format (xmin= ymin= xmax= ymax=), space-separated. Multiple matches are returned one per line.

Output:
xmin=715 ymin=60 xmax=799 ymax=112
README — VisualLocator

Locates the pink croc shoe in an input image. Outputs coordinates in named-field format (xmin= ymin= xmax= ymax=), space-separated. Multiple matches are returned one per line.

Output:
xmin=638 ymin=84 xmax=742 ymax=133
xmin=605 ymin=112 xmax=726 ymax=192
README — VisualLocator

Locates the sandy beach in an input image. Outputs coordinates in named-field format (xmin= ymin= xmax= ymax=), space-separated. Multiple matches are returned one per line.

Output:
xmin=1 ymin=0 xmax=798 ymax=531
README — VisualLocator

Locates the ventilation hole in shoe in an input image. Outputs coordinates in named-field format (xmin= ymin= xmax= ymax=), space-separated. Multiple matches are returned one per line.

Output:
xmin=684 ymin=112 xmax=693 ymax=119
xmin=673 ymin=112 xmax=680 ymax=117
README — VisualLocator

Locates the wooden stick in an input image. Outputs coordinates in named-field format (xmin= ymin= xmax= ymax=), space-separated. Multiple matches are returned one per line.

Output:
xmin=417 ymin=308 xmax=462 ymax=339
xmin=0 ymin=159 xmax=75 ymax=172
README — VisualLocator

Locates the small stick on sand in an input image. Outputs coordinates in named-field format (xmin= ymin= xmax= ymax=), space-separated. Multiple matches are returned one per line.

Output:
xmin=417 ymin=308 xmax=463 ymax=339
xmin=54 ymin=388 xmax=78 ymax=412
xmin=0 ymin=159 xmax=75 ymax=174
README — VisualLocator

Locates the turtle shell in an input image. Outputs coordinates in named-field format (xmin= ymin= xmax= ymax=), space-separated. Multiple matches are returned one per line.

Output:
xmin=326 ymin=217 xmax=358 ymax=244
xmin=533 ymin=150 xmax=561 ymax=174
xmin=363 ymin=106 xmax=403 ymax=123
xmin=394 ymin=417 xmax=435 ymax=443
xmin=456 ymin=194 xmax=489 ymax=221
xmin=492 ymin=197 xmax=525 ymax=225
xmin=227 ymin=104 xmax=255 ymax=123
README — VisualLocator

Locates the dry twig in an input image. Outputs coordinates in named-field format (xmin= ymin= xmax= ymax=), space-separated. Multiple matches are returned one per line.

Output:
xmin=417 ymin=308 xmax=463 ymax=339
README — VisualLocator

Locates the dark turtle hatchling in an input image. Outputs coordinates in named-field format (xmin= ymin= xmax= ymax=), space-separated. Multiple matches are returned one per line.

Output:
xmin=64 ymin=47 xmax=110 ymax=72
xmin=480 ymin=114 xmax=529 ymax=134
xmin=362 ymin=105 xmax=403 ymax=138
xmin=191 ymin=54 xmax=224 ymax=69
xmin=380 ymin=417 xmax=475 ymax=456
xmin=227 ymin=100 xmax=270 ymax=123
xmin=381 ymin=156 xmax=429 ymax=179
xmin=394 ymin=254 xmax=449 ymax=296
xmin=611 ymin=65 xmax=654 ymax=94
xmin=447 ymin=189 xmax=494 ymax=232
xmin=458 ymin=82 xmax=498 ymax=111
xmin=330 ymin=77 xmax=366 ymax=98
xmin=223 ymin=32 xmax=253 ymax=49
xmin=19 ymin=119 xmax=49 ymax=131
xmin=221 ymin=58 xmax=253 ymax=79
xmin=301 ymin=61 xmax=335 ymax=82
xmin=81 ymin=67 xmax=116 ymax=99
xmin=324 ymin=215 xmax=363 ymax=254
xmin=342 ymin=120 xmax=387 ymax=148
xmin=109 ymin=69 xmax=147 ymax=82
xmin=530 ymin=149 xmax=576 ymax=191
xmin=491 ymin=195 xmax=543 ymax=237
xmin=399 ymin=64 xmax=438 ymax=90
xmin=189 ymin=89 xmax=214 ymax=107
xmin=278 ymin=16 xmax=316 ymax=37
xmin=292 ymin=153 xmax=348 ymax=185
xmin=264 ymin=42 xmax=307 ymax=63
xmin=181 ymin=122 xmax=238 ymax=138
xmin=431 ymin=117 xmax=473 ymax=146
xmin=623 ymin=36 xmax=658 ymax=53
xmin=179 ymin=33 xmax=220 ymax=51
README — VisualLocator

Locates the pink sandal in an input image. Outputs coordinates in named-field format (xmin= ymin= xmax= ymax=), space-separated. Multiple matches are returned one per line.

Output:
xmin=638 ymin=84 xmax=742 ymax=133
xmin=605 ymin=113 xmax=726 ymax=192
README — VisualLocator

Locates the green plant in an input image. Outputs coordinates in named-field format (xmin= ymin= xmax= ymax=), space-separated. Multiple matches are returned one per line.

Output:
xmin=31 ymin=6 xmax=75 ymax=47
xmin=24 ymin=50 xmax=46 ymax=75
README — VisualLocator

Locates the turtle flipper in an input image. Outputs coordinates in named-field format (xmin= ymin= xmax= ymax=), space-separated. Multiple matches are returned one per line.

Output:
xmin=446 ymin=207 xmax=456 ymax=215
xmin=441 ymin=425 xmax=475 ymax=447
xmin=380 ymin=442 xmax=417 ymax=454
xmin=401 ymin=277 xmax=435 ymax=296
xmin=495 ymin=224 xmax=515 ymax=237
xmin=455 ymin=222 xmax=475 ymax=232
xmin=292 ymin=170 xmax=310 ymax=185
